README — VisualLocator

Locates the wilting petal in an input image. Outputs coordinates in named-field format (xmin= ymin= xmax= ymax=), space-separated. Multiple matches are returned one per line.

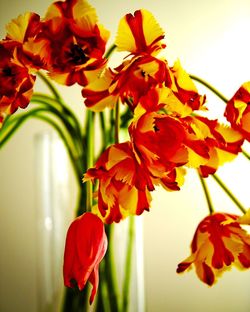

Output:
xmin=111 ymin=55 xmax=171 ymax=111
xmin=170 ymin=60 xmax=206 ymax=111
xmin=224 ymin=82 xmax=250 ymax=141
xmin=82 ymin=68 xmax=118 ymax=111
xmin=63 ymin=212 xmax=107 ymax=304
xmin=4 ymin=12 xmax=46 ymax=70
xmin=181 ymin=116 xmax=244 ymax=176
xmin=177 ymin=212 xmax=250 ymax=285
xmin=0 ymin=41 xmax=36 ymax=124
xmin=83 ymin=142 xmax=153 ymax=223
xmin=6 ymin=12 xmax=41 ymax=43
xmin=115 ymin=9 xmax=165 ymax=54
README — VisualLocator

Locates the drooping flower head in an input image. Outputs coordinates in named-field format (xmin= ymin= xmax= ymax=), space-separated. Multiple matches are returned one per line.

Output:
xmin=0 ymin=11 xmax=51 ymax=124
xmin=0 ymin=41 xmax=36 ymax=124
xmin=63 ymin=212 xmax=107 ymax=304
xmin=41 ymin=0 xmax=110 ymax=86
xmin=177 ymin=212 xmax=250 ymax=286
xmin=82 ymin=54 xmax=171 ymax=112
xmin=128 ymin=89 xmax=188 ymax=190
xmin=224 ymin=82 xmax=250 ymax=141
xmin=82 ymin=8 xmax=171 ymax=112
xmin=83 ymin=142 xmax=153 ymax=223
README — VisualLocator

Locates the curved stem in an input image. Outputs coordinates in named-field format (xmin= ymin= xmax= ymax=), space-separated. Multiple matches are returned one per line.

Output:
xmin=198 ymin=172 xmax=214 ymax=215
xmin=37 ymin=71 xmax=62 ymax=101
xmin=0 ymin=109 xmax=83 ymax=184
xmin=190 ymin=74 xmax=228 ymax=103
xmin=242 ymin=149 xmax=250 ymax=160
xmin=122 ymin=217 xmax=135 ymax=312
xmin=212 ymin=174 xmax=246 ymax=214
xmin=30 ymin=97 xmax=85 ymax=167
xmin=32 ymin=93 xmax=83 ymax=139
xmin=34 ymin=114 xmax=83 ymax=183
xmin=105 ymin=44 xmax=117 ymax=59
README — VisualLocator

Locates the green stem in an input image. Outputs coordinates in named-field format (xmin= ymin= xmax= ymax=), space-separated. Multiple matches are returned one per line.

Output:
xmin=212 ymin=174 xmax=246 ymax=214
xmin=0 ymin=109 xmax=83 ymax=184
xmin=37 ymin=71 xmax=62 ymax=100
xmin=96 ymin=261 xmax=111 ymax=312
xmin=122 ymin=217 xmax=135 ymax=312
xmin=198 ymin=173 xmax=214 ymax=215
xmin=33 ymin=114 xmax=83 ymax=183
xmin=109 ymin=109 xmax=115 ymax=144
xmin=105 ymin=44 xmax=117 ymax=59
xmin=190 ymin=74 xmax=228 ymax=103
xmin=242 ymin=149 xmax=250 ymax=160
xmin=99 ymin=112 xmax=108 ymax=152
xmin=105 ymin=224 xmax=120 ymax=311
xmin=115 ymin=102 xmax=120 ymax=144
xmin=86 ymin=110 xmax=95 ymax=211
xmin=32 ymin=93 xmax=83 ymax=139
xmin=30 ymin=97 xmax=85 ymax=169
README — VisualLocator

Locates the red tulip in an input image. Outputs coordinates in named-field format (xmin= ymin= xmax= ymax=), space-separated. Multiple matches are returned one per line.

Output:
xmin=63 ymin=212 xmax=107 ymax=304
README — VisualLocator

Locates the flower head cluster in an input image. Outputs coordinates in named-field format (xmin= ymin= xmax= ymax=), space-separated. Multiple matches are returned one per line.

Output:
xmin=83 ymin=8 xmax=245 ymax=223
xmin=2 ymin=0 xmax=250 ymax=304
xmin=0 ymin=0 xmax=109 ymax=124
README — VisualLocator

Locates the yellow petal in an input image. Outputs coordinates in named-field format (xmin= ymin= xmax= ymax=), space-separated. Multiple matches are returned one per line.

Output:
xmin=115 ymin=13 xmax=136 ymax=52
xmin=234 ymin=100 xmax=247 ymax=124
xmin=172 ymin=59 xmax=197 ymax=92
xmin=215 ymin=123 xmax=243 ymax=142
xmin=237 ymin=208 xmax=250 ymax=225
xmin=115 ymin=9 xmax=164 ymax=53
xmin=186 ymin=147 xmax=208 ymax=168
xmin=72 ymin=0 xmax=97 ymax=26
xmin=141 ymin=10 xmax=164 ymax=48
xmin=6 ymin=12 xmax=32 ymax=42
xmin=215 ymin=148 xmax=237 ymax=166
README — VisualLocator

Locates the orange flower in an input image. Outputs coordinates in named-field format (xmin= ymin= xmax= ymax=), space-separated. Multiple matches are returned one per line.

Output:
xmin=177 ymin=212 xmax=250 ymax=286
xmin=0 ymin=41 xmax=35 ymax=124
xmin=83 ymin=142 xmax=152 ymax=223
xmin=63 ymin=212 xmax=107 ymax=304
xmin=82 ymin=8 xmax=171 ymax=112
xmin=82 ymin=55 xmax=171 ymax=112
xmin=41 ymin=0 xmax=109 ymax=86
xmin=129 ymin=95 xmax=188 ymax=190
xmin=182 ymin=116 xmax=244 ymax=176
xmin=224 ymin=82 xmax=250 ymax=141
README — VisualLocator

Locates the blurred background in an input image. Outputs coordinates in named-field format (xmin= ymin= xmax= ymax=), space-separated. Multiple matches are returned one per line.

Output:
xmin=1 ymin=0 xmax=250 ymax=311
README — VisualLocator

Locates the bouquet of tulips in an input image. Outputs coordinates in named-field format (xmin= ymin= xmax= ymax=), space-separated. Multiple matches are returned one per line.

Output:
xmin=1 ymin=0 xmax=250 ymax=311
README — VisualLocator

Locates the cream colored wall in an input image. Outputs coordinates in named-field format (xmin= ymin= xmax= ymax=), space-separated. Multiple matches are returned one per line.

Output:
xmin=1 ymin=1 xmax=250 ymax=312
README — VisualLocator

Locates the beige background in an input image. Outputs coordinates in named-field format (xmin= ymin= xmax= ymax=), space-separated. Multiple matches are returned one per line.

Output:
xmin=1 ymin=0 xmax=250 ymax=311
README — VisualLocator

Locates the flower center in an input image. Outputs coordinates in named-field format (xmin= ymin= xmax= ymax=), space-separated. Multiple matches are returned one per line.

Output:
xmin=68 ymin=44 xmax=89 ymax=65
xmin=2 ymin=67 xmax=13 ymax=76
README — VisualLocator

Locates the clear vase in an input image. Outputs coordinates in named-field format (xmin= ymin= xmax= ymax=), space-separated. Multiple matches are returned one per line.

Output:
xmin=34 ymin=131 xmax=74 ymax=312
xmin=33 ymin=131 xmax=145 ymax=312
